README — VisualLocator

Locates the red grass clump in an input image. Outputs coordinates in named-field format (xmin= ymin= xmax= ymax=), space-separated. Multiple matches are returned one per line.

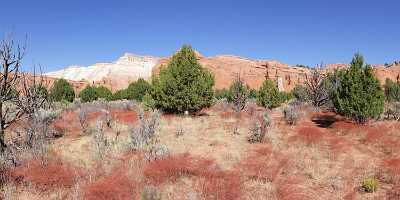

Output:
xmin=295 ymin=126 xmax=325 ymax=145
xmin=276 ymin=177 xmax=316 ymax=200
xmin=199 ymin=170 xmax=243 ymax=200
xmin=84 ymin=171 xmax=138 ymax=200
xmin=11 ymin=159 xmax=79 ymax=191
xmin=239 ymin=147 xmax=288 ymax=182
xmin=143 ymin=153 xmax=215 ymax=185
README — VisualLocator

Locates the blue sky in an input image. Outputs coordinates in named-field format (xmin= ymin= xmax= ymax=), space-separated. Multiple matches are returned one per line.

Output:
xmin=1 ymin=0 xmax=399 ymax=72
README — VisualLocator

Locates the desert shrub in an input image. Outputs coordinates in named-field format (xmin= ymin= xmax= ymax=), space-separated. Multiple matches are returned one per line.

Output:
xmin=112 ymin=89 xmax=129 ymax=100
xmin=127 ymin=78 xmax=152 ymax=101
xmin=279 ymin=91 xmax=293 ymax=103
xmin=332 ymin=54 xmax=385 ymax=123
xmin=228 ymin=76 xmax=250 ymax=113
xmin=248 ymin=112 xmax=271 ymax=143
xmin=143 ymin=93 xmax=156 ymax=111
xmin=361 ymin=178 xmax=379 ymax=193
xmin=384 ymin=102 xmax=400 ymax=120
xmin=215 ymin=88 xmax=231 ymax=100
xmin=143 ymin=154 xmax=201 ymax=185
xmin=249 ymin=88 xmax=258 ymax=99
xmin=95 ymin=86 xmax=112 ymax=101
xmin=199 ymin=170 xmax=243 ymax=200
xmin=292 ymin=84 xmax=309 ymax=102
xmin=257 ymin=79 xmax=282 ymax=109
xmin=84 ymin=171 xmax=137 ymax=200
xmin=80 ymin=86 xmax=98 ymax=103
xmin=151 ymin=45 xmax=214 ymax=113
xmin=129 ymin=108 xmax=160 ymax=150
xmin=50 ymin=79 xmax=75 ymax=102
xmin=305 ymin=67 xmax=332 ymax=107
xmin=80 ymin=86 xmax=112 ymax=103
xmin=11 ymin=159 xmax=78 ymax=191
xmin=141 ymin=186 xmax=161 ymax=200
xmin=145 ymin=145 xmax=170 ymax=161
xmin=384 ymin=78 xmax=400 ymax=102
xmin=283 ymin=105 xmax=300 ymax=125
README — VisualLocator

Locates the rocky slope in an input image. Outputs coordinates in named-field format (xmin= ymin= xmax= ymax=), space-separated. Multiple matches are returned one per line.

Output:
xmin=46 ymin=51 xmax=400 ymax=94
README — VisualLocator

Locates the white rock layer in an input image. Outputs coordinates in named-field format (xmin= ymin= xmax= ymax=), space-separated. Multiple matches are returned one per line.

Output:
xmin=46 ymin=53 xmax=159 ymax=83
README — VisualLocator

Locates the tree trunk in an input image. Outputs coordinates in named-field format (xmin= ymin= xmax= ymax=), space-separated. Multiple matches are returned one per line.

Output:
xmin=0 ymin=129 xmax=6 ymax=152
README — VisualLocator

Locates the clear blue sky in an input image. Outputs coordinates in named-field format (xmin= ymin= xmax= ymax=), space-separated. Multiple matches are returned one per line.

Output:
xmin=1 ymin=0 xmax=399 ymax=72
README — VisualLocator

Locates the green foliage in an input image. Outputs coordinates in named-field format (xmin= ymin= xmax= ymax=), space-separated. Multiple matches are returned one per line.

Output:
xmin=127 ymin=78 xmax=152 ymax=101
xmin=151 ymin=45 xmax=214 ymax=113
xmin=249 ymin=88 xmax=258 ymax=99
xmin=79 ymin=86 xmax=98 ymax=103
xmin=257 ymin=79 xmax=283 ymax=109
xmin=332 ymin=54 xmax=385 ymax=123
xmin=215 ymin=88 xmax=231 ymax=100
xmin=292 ymin=84 xmax=309 ymax=102
xmin=384 ymin=78 xmax=400 ymax=102
xmin=95 ymin=86 xmax=112 ymax=101
xmin=112 ymin=89 xmax=129 ymax=100
xmin=362 ymin=178 xmax=379 ymax=193
xmin=79 ymin=86 xmax=112 ymax=102
xmin=50 ymin=79 xmax=75 ymax=102
xmin=143 ymin=93 xmax=156 ymax=111
xmin=228 ymin=77 xmax=250 ymax=112
xmin=279 ymin=91 xmax=293 ymax=103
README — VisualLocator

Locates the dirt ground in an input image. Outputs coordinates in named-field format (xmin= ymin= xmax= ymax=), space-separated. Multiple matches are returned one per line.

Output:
xmin=2 ymin=101 xmax=400 ymax=200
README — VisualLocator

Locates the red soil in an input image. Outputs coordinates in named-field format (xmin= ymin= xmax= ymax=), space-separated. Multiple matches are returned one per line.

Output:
xmin=294 ymin=126 xmax=325 ymax=145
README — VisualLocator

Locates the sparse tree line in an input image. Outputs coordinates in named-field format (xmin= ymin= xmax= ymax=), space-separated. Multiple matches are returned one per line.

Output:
xmin=1 ymin=37 xmax=399 ymax=159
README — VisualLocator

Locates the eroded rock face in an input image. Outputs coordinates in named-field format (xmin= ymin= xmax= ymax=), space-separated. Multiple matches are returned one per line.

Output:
xmin=46 ymin=51 xmax=400 ymax=93
xmin=46 ymin=53 xmax=159 ymax=91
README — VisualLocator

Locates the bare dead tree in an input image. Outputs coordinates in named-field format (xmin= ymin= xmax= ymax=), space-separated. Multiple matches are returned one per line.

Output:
xmin=305 ymin=64 xmax=330 ymax=108
xmin=0 ymin=36 xmax=48 ymax=153
xmin=0 ymin=36 xmax=26 ymax=151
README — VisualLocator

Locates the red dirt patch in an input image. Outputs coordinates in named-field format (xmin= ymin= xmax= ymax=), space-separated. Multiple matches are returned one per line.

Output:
xmin=11 ymin=159 xmax=80 ymax=191
xmin=111 ymin=110 xmax=139 ymax=124
xmin=294 ymin=126 xmax=325 ymax=145
xmin=84 ymin=171 xmax=138 ymax=200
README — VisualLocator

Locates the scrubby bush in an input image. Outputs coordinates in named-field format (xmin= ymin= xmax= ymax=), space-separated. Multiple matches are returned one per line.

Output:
xmin=151 ymin=45 xmax=214 ymax=113
xmin=80 ymin=86 xmax=112 ymax=102
xmin=129 ymin=108 xmax=160 ymax=150
xmin=248 ymin=112 xmax=271 ymax=143
xmin=384 ymin=102 xmax=400 ymax=120
xmin=141 ymin=186 xmax=161 ymax=200
xmin=362 ymin=178 xmax=379 ymax=193
xmin=305 ymin=67 xmax=332 ymax=107
xmin=143 ymin=93 xmax=157 ymax=111
xmin=257 ymin=79 xmax=282 ymax=109
xmin=80 ymin=86 xmax=98 ymax=103
xmin=112 ymin=89 xmax=128 ymax=100
xmin=228 ymin=76 xmax=250 ymax=113
xmin=249 ymin=89 xmax=258 ymax=99
xmin=384 ymin=78 xmax=400 ymax=102
xmin=332 ymin=54 xmax=385 ymax=123
xmin=292 ymin=84 xmax=309 ymax=102
xmin=127 ymin=78 xmax=152 ymax=101
xmin=283 ymin=105 xmax=300 ymax=125
xmin=95 ymin=86 xmax=112 ymax=101
xmin=215 ymin=88 xmax=231 ymax=100
xmin=50 ymin=79 xmax=75 ymax=102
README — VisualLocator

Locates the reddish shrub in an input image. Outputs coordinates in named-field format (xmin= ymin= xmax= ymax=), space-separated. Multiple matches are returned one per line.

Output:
xmin=239 ymin=147 xmax=288 ymax=182
xmin=11 ymin=159 xmax=78 ymax=191
xmin=199 ymin=170 xmax=243 ymax=200
xmin=143 ymin=153 xmax=215 ymax=185
xmin=276 ymin=177 xmax=316 ymax=200
xmin=84 ymin=171 xmax=138 ymax=200
xmin=295 ymin=126 xmax=325 ymax=145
